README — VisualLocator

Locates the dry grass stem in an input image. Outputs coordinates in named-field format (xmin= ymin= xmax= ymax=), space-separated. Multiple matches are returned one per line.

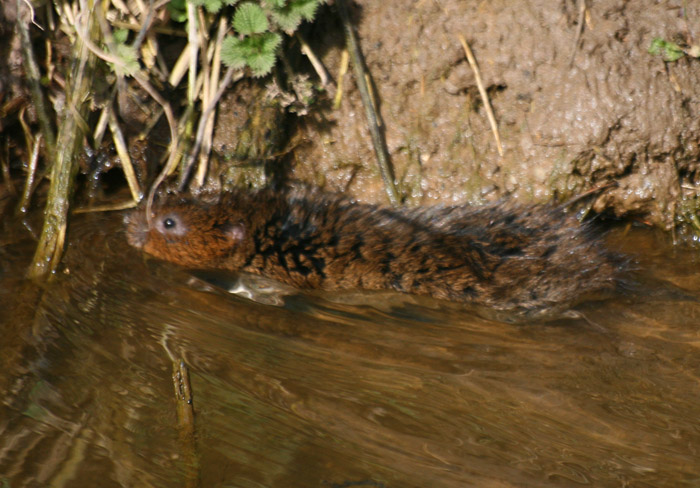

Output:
xmin=73 ymin=199 xmax=140 ymax=213
xmin=337 ymin=0 xmax=399 ymax=205
xmin=297 ymin=32 xmax=334 ymax=88
xmin=333 ymin=49 xmax=349 ymax=109
xmin=458 ymin=34 xmax=503 ymax=157
xmin=1 ymin=140 xmax=13 ymax=194
xmin=18 ymin=134 xmax=42 ymax=213
xmin=181 ymin=66 xmax=239 ymax=189
xmin=169 ymin=46 xmax=191 ymax=87
xmin=17 ymin=0 xmax=56 ymax=156
xmin=569 ymin=0 xmax=587 ymax=67
xmin=194 ymin=17 xmax=227 ymax=188
xmin=108 ymin=110 xmax=143 ymax=202
xmin=187 ymin=2 xmax=199 ymax=104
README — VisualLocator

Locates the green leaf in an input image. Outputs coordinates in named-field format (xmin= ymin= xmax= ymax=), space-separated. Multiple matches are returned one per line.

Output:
xmin=223 ymin=0 xmax=239 ymax=5
xmin=233 ymin=2 xmax=269 ymax=35
xmin=248 ymin=50 xmax=278 ymax=77
xmin=267 ymin=0 xmax=287 ymax=7
xmin=270 ymin=7 xmax=301 ymax=33
xmin=270 ymin=0 xmax=320 ymax=33
xmin=221 ymin=36 xmax=248 ymax=69
xmin=110 ymin=44 xmax=140 ymax=77
xmin=291 ymin=0 xmax=320 ymax=21
xmin=189 ymin=0 xmax=224 ymax=13
xmin=113 ymin=28 xmax=129 ymax=44
xmin=649 ymin=37 xmax=685 ymax=62
xmin=167 ymin=0 xmax=188 ymax=22
xmin=221 ymin=32 xmax=281 ymax=77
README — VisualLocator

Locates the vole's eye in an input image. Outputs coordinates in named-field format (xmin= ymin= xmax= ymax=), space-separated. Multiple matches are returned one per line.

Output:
xmin=155 ymin=213 xmax=188 ymax=236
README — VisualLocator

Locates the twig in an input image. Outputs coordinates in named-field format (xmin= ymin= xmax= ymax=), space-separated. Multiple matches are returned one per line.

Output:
xmin=73 ymin=21 xmax=179 ymax=213
xmin=187 ymin=2 xmax=199 ymax=104
xmin=458 ymin=34 xmax=503 ymax=157
xmin=17 ymin=0 xmax=56 ymax=156
xmin=333 ymin=49 xmax=349 ymax=109
xmin=172 ymin=359 xmax=200 ymax=488
xmin=179 ymin=66 xmax=240 ymax=190
xmin=568 ymin=0 xmax=587 ymax=67
xmin=17 ymin=133 xmax=41 ymax=214
xmin=1 ymin=139 xmax=13 ymax=195
xmin=296 ymin=32 xmax=334 ymax=88
xmin=336 ymin=0 xmax=399 ymax=206
xmin=108 ymin=109 xmax=143 ymax=202
xmin=193 ymin=17 xmax=228 ymax=188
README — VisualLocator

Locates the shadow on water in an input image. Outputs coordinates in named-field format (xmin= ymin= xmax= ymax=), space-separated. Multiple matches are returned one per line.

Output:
xmin=1 ymin=210 xmax=699 ymax=487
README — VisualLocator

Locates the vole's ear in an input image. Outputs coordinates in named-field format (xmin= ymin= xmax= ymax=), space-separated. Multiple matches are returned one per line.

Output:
xmin=220 ymin=221 xmax=246 ymax=242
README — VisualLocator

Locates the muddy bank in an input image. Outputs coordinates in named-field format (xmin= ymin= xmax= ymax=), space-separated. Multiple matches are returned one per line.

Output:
xmin=2 ymin=1 xmax=700 ymax=234
xmin=286 ymin=0 xmax=700 ymax=230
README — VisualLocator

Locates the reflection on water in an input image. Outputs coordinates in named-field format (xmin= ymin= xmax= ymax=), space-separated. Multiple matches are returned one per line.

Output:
xmin=1 ymin=211 xmax=699 ymax=487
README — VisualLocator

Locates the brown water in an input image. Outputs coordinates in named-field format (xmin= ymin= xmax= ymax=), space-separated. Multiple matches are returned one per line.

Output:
xmin=1 ymin=211 xmax=699 ymax=487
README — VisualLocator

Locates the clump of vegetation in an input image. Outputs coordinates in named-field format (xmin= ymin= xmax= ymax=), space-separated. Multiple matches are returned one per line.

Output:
xmin=169 ymin=0 xmax=324 ymax=77
xmin=12 ymin=0 xmax=328 ymax=277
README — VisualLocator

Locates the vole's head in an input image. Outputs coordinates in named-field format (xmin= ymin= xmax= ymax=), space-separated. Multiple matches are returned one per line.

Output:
xmin=125 ymin=199 xmax=246 ymax=268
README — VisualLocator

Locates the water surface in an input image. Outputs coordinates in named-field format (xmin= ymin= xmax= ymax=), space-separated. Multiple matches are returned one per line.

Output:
xmin=1 ymin=212 xmax=699 ymax=487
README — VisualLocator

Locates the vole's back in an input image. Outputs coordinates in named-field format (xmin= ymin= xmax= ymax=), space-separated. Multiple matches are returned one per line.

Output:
xmin=126 ymin=188 xmax=624 ymax=319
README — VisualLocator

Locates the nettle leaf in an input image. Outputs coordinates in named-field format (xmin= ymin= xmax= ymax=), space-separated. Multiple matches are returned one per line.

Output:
xmin=266 ymin=0 xmax=287 ymax=8
xmin=167 ymin=0 xmax=188 ymax=22
xmin=221 ymin=36 xmax=249 ymax=69
xmin=233 ymin=2 xmax=269 ymax=35
xmin=113 ymin=28 xmax=129 ymax=44
xmin=271 ymin=0 xmax=320 ymax=34
xmin=270 ymin=8 xmax=301 ymax=34
xmin=110 ymin=44 xmax=140 ymax=77
xmin=223 ymin=0 xmax=239 ymax=5
xmin=221 ymin=32 xmax=281 ymax=77
xmin=291 ymin=0 xmax=320 ymax=21
xmin=189 ymin=0 xmax=224 ymax=13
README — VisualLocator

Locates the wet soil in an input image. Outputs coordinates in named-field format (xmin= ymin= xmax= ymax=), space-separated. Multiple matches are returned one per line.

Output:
xmin=284 ymin=0 xmax=700 ymax=230
xmin=3 ymin=1 xmax=700 ymax=231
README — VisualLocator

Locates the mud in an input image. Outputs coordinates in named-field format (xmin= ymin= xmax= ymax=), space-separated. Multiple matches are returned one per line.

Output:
xmin=3 ymin=1 xmax=700 ymax=231
xmin=289 ymin=0 xmax=700 ymax=229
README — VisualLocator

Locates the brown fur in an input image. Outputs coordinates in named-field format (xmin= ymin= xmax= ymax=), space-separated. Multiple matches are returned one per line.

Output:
xmin=126 ymin=188 xmax=623 ymax=319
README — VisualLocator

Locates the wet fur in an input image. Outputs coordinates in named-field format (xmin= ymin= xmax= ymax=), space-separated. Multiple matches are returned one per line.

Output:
xmin=126 ymin=188 xmax=624 ymax=319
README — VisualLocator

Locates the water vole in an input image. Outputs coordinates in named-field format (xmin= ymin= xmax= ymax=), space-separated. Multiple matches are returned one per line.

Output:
xmin=126 ymin=188 xmax=624 ymax=319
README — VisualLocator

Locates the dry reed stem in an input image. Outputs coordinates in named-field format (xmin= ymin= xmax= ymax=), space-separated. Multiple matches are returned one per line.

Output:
xmin=336 ymin=0 xmax=399 ymax=206
xmin=18 ymin=134 xmax=41 ymax=213
xmin=458 ymin=34 xmax=503 ymax=157
xmin=194 ymin=17 xmax=227 ymax=188
xmin=297 ymin=31 xmax=334 ymax=88
xmin=28 ymin=0 xmax=96 ymax=279
xmin=333 ymin=49 xmax=349 ymax=109
xmin=568 ymin=0 xmax=587 ymax=67
xmin=108 ymin=109 xmax=143 ymax=202
xmin=180 ymin=67 xmax=240 ymax=189
xmin=187 ymin=2 xmax=199 ymax=104
xmin=17 ymin=0 xmax=56 ymax=156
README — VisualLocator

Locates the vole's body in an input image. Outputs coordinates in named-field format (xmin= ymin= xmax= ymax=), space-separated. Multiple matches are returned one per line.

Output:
xmin=126 ymin=188 xmax=623 ymax=319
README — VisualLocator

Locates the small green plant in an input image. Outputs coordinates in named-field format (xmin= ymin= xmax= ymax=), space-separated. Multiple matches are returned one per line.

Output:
xmin=222 ymin=3 xmax=282 ymax=77
xmin=176 ymin=0 xmax=324 ymax=77
xmin=649 ymin=37 xmax=700 ymax=62
xmin=108 ymin=28 xmax=139 ymax=77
